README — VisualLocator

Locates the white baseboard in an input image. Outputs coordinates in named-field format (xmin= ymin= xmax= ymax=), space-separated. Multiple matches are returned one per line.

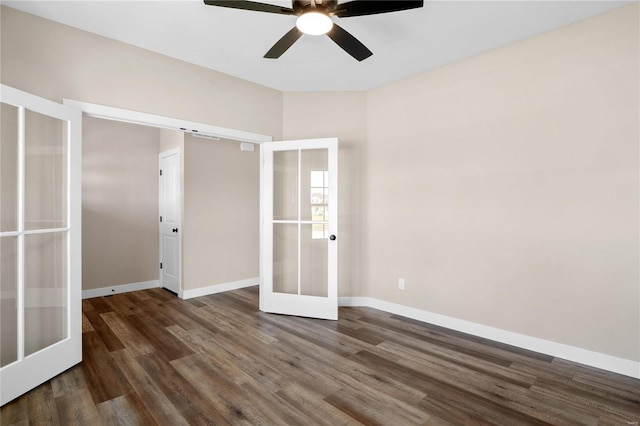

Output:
xmin=180 ymin=277 xmax=259 ymax=300
xmin=339 ymin=296 xmax=640 ymax=379
xmin=82 ymin=280 xmax=160 ymax=299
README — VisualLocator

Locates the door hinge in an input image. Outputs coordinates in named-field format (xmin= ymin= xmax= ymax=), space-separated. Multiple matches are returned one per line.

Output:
xmin=160 ymin=216 xmax=163 ymax=222
xmin=160 ymin=169 xmax=163 ymax=176
xmin=160 ymin=262 xmax=163 ymax=269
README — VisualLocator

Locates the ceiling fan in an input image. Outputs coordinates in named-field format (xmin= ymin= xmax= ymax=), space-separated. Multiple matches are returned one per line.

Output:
xmin=203 ymin=0 xmax=424 ymax=61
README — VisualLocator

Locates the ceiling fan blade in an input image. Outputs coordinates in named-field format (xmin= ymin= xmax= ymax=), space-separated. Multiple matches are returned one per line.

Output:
xmin=334 ymin=1 xmax=424 ymax=18
xmin=203 ymin=0 xmax=294 ymax=15
xmin=326 ymin=23 xmax=372 ymax=62
xmin=264 ymin=27 xmax=304 ymax=59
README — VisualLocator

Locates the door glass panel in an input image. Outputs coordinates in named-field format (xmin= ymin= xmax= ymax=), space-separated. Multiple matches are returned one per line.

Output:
xmin=1 ymin=103 xmax=19 ymax=232
xmin=0 ymin=237 xmax=18 ymax=367
xmin=273 ymin=150 xmax=298 ymax=221
xmin=301 ymin=149 xmax=328 ymax=223
xmin=25 ymin=109 xmax=67 ymax=230
xmin=273 ymin=223 xmax=297 ymax=294
xmin=24 ymin=232 xmax=67 ymax=356
xmin=300 ymin=224 xmax=328 ymax=297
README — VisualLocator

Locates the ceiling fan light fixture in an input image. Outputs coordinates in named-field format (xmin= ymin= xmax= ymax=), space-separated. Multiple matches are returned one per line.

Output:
xmin=296 ymin=12 xmax=333 ymax=35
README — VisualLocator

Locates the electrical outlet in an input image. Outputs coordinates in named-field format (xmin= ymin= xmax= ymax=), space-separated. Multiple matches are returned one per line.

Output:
xmin=398 ymin=278 xmax=405 ymax=290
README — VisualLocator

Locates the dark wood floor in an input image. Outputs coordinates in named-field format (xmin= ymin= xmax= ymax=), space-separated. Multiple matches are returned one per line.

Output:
xmin=2 ymin=286 xmax=639 ymax=425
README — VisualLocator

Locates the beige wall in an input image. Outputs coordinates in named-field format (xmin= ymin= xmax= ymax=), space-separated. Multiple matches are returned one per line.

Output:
xmin=82 ymin=117 xmax=160 ymax=290
xmin=182 ymin=134 xmax=260 ymax=289
xmin=159 ymin=129 xmax=184 ymax=153
xmin=282 ymin=92 xmax=367 ymax=297
xmin=364 ymin=4 xmax=639 ymax=361
xmin=0 ymin=6 xmax=282 ymax=139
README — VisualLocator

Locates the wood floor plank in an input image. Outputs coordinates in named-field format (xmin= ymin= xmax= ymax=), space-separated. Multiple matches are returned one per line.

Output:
xmin=83 ymin=308 xmax=126 ymax=352
xmin=85 ymin=296 xmax=114 ymax=314
xmin=154 ymin=301 xmax=205 ymax=331
xmin=186 ymin=297 xmax=207 ymax=308
xmin=81 ymin=312 xmax=94 ymax=333
xmin=359 ymin=349 xmax=604 ymax=425
xmin=417 ymin=383 xmax=549 ymax=426
xmin=3 ymin=286 xmax=639 ymax=425
xmin=96 ymin=393 xmax=158 ymax=426
xmin=258 ymin=311 xmax=366 ymax=357
xmin=275 ymin=331 xmax=427 ymax=404
xmin=325 ymin=386 xmax=430 ymax=425
xmin=530 ymin=380 xmax=640 ymax=423
xmin=202 ymin=298 xmax=283 ymax=337
xmin=50 ymin=364 xmax=86 ymax=399
xmin=100 ymin=311 xmax=155 ymax=357
xmin=275 ymin=382 xmax=362 ymax=426
xmin=0 ymin=390 xmax=28 ymax=425
xmin=85 ymin=310 xmax=124 ymax=351
xmin=81 ymin=299 xmax=94 ymax=312
xmin=81 ymin=331 xmax=133 ymax=404
xmin=170 ymin=353 xmax=240 ymax=401
xmin=145 ymin=287 xmax=177 ymax=304
xmin=235 ymin=380 xmax=318 ymax=426
xmin=122 ymin=312 xmax=193 ymax=361
xmin=26 ymin=383 xmax=61 ymax=426
xmin=136 ymin=352 xmax=230 ymax=425
xmin=377 ymin=340 xmax=537 ymax=388
xmin=202 ymin=305 xmax=279 ymax=344
xmin=171 ymin=354 xmax=289 ymax=425
xmin=54 ymin=387 xmax=100 ymax=425
xmin=355 ymin=312 xmax=516 ymax=367
xmin=164 ymin=298 xmax=221 ymax=329
xmin=102 ymin=293 xmax=143 ymax=318
xmin=166 ymin=325 xmax=259 ymax=387
xmin=110 ymin=349 xmax=190 ymax=426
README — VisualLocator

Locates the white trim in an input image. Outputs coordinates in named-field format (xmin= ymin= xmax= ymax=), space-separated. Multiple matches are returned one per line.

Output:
xmin=62 ymin=99 xmax=272 ymax=144
xmin=82 ymin=280 xmax=160 ymax=299
xmin=338 ymin=297 xmax=640 ymax=379
xmin=159 ymin=147 xmax=181 ymax=159
xmin=180 ymin=277 xmax=259 ymax=300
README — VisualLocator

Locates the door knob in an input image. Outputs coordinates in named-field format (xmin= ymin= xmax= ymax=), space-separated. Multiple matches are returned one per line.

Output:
xmin=173 ymin=228 xmax=178 ymax=233
xmin=329 ymin=235 xmax=336 ymax=241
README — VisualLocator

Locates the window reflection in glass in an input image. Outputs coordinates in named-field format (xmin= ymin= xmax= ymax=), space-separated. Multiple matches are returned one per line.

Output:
xmin=310 ymin=170 xmax=328 ymax=239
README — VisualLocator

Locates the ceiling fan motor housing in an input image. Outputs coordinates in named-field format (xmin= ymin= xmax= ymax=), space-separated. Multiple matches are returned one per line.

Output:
xmin=293 ymin=0 xmax=338 ymax=15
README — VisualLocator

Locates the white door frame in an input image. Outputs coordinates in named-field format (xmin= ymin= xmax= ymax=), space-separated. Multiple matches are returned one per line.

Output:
xmin=62 ymin=99 xmax=273 ymax=299
xmin=159 ymin=148 xmax=182 ymax=294
xmin=260 ymin=137 xmax=339 ymax=320
xmin=62 ymin=100 xmax=272 ymax=144
xmin=0 ymin=85 xmax=82 ymax=406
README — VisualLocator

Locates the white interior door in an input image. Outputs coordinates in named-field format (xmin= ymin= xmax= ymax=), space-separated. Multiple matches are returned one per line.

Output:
xmin=0 ymin=85 xmax=82 ymax=405
xmin=159 ymin=148 xmax=181 ymax=294
xmin=260 ymin=138 xmax=338 ymax=320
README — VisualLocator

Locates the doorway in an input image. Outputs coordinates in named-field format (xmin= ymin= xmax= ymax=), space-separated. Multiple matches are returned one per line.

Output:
xmin=66 ymin=100 xmax=270 ymax=300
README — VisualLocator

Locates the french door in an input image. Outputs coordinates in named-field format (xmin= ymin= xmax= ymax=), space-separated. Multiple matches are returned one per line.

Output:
xmin=0 ymin=85 xmax=82 ymax=405
xmin=260 ymin=138 xmax=338 ymax=320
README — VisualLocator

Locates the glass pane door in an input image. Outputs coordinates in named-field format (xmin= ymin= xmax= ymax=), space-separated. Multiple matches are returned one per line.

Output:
xmin=261 ymin=138 xmax=338 ymax=320
xmin=0 ymin=85 xmax=81 ymax=406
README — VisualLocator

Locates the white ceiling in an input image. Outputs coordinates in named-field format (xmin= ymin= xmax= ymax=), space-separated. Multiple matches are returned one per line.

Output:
xmin=4 ymin=0 xmax=632 ymax=91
